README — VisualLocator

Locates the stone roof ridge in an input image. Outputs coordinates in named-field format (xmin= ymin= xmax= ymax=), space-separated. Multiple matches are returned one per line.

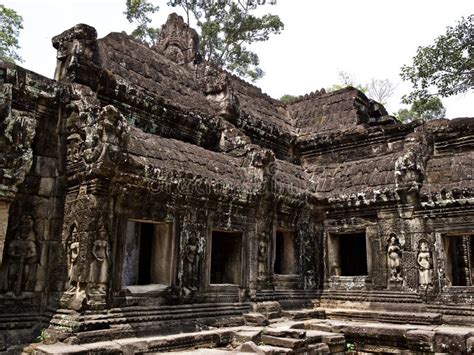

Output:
xmin=283 ymin=86 xmax=362 ymax=106
xmin=223 ymin=67 xmax=281 ymax=104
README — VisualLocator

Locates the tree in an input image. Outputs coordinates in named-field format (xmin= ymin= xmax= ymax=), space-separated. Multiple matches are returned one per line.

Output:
xmin=327 ymin=71 xmax=368 ymax=93
xmin=396 ymin=97 xmax=446 ymax=123
xmin=400 ymin=15 xmax=473 ymax=104
xmin=125 ymin=0 xmax=284 ymax=81
xmin=125 ymin=0 xmax=160 ymax=46
xmin=279 ymin=94 xmax=297 ymax=104
xmin=367 ymin=78 xmax=395 ymax=105
xmin=0 ymin=5 xmax=23 ymax=63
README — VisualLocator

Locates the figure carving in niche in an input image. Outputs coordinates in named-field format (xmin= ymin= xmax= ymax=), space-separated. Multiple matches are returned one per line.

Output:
xmin=258 ymin=239 xmax=267 ymax=277
xmin=417 ymin=240 xmax=433 ymax=289
xmin=387 ymin=233 xmax=402 ymax=282
xmin=88 ymin=227 xmax=109 ymax=295
xmin=183 ymin=234 xmax=200 ymax=290
xmin=3 ymin=215 xmax=38 ymax=295
xmin=67 ymin=225 xmax=80 ymax=293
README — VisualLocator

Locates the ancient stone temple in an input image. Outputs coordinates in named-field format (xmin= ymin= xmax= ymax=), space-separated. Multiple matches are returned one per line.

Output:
xmin=0 ymin=13 xmax=473 ymax=354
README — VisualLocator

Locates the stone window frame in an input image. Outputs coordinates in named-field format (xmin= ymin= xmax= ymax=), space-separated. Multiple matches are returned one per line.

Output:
xmin=272 ymin=228 xmax=298 ymax=277
xmin=116 ymin=218 xmax=178 ymax=295
xmin=204 ymin=228 xmax=246 ymax=292
xmin=325 ymin=226 xmax=374 ymax=286
xmin=436 ymin=229 xmax=474 ymax=290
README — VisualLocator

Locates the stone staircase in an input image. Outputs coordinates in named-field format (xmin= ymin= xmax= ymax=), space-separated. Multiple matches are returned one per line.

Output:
xmin=46 ymin=302 xmax=251 ymax=344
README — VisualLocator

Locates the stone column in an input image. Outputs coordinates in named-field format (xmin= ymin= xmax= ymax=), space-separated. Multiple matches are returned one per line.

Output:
xmin=0 ymin=201 xmax=10 ymax=265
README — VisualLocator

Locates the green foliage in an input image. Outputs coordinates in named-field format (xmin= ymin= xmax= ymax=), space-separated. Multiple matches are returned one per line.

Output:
xmin=125 ymin=0 xmax=284 ymax=81
xmin=124 ymin=0 xmax=160 ymax=46
xmin=396 ymin=96 xmax=446 ymax=123
xmin=279 ymin=94 xmax=297 ymax=104
xmin=0 ymin=5 xmax=23 ymax=63
xmin=346 ymin=341 xmax=356 ymax=352
xmin=34 ymin=329 xmax=50 ymax=343
xmin=401 ymin=15 xmax=474 ymax=104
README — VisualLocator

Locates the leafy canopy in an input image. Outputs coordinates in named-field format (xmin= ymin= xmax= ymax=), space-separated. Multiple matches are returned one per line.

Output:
xmin=125 ymin=0 xmax=160 ymax=46
xmin=279 ymin=94 xmax=297 ymax=104
xmin=400 ymin=15 xmax=473 ymax=104
xmin=0 ymin=5 xmax=23 ymax=63
xmin=125 ymin=0 xmax=284 ymax=81
xmin=396 ymin=97 xmax=446 ymax=123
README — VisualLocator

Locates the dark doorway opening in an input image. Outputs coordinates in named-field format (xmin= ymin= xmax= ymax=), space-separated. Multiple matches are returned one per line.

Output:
xmin=339 ymin=233 xmax=368 ymax=276
xmin=446 ymin=235 xmax=473 ymax=286
xmin=210 ymin=231 xmax=242 ymax=284
xmin=122 ymin=221 xmax=174 ymax=287
xmin=138 ymin=223 xmax=154 ymax=284
xmin=274 ymin=230 xmax=297 ymax=274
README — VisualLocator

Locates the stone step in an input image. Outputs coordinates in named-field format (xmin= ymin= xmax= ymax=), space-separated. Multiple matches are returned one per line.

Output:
xmin=283 ymin=308 xmax=326 ymax=320
xmin=34 ymin=328 xmax=237 ymax=354
xmin=320 ymin=308 xmax=442 ymax=325
xmin=294 ymin=318 xmax=474 ymax=354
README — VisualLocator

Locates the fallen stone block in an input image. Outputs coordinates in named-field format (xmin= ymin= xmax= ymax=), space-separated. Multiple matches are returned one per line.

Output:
xmin=307 ymin=342 xmax=329 ymax=354
xmin=235 ymin=341 xmax=265 ymax=354
xmin=258 ymin=345 xmax=293 ymax=354
xmin=263 ymin=327 xmax=306 ymax=339
xmin=244 ymin=312 xmax=270 ymax=326
xmin=433 ymin=327 xmax=472 ymax=353
xmin=252 ymin=302 xmax=282 ymax=319
xmin=233 ymin=328 xmax=262 ymax=344
xmin=261 ymin=335 xmax=306 ymax=349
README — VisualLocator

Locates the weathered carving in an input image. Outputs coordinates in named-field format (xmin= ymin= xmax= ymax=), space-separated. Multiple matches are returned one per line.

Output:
xmin=0 ymin=84 xmax=37 ymax=201
xmin=387 ymin=233 xmax=403 ymax=283
xmin=2 ymin=215 xmax=38 ymax=295
xmin=1 ymin=14 xmax=474 ymax=351
xmin=66 ymin=224 xmax=80 ymax=292
xmin=52 ymin=24 xmax=98 ymax=81
xmin=196 ymin=64 xmax=240 ymax=119
xmin=155 ymin=13 xmax=199 ymax=65
xmin=417 ymin=239 xmax=433 ymax=289
xmin=257 ymin=239 xmax=268 ymax=277
xmin=183 ymin=233 xmax=200 ymax=290
xmin=88 ymin=235 xmax=109 ymax=296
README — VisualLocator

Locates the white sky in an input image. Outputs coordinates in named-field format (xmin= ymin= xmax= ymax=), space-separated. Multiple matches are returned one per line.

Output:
xmin=3 ymin=0 xmax=473 ymax=117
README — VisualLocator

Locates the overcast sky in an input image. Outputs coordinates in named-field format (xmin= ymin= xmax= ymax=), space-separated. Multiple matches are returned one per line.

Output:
xmin=4 ymin=0 xmax=473 ymax=117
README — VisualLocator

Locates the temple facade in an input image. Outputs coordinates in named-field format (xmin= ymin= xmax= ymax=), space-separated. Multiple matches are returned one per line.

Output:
xmin=0 ymin=14 xmax=473 ymax=353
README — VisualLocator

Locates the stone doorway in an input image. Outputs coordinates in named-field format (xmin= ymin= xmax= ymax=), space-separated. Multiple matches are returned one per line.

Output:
xmin=274 ymin=230 xmax=297 ymax=275
xmin=122 ymin=221 xmax=175 ymax=290
xmin=328 ymin=232 xmax=368 ymax=277
xmin=210 ymin=231 xmax=242 ymax=285
xmin=444 ymin=234 xmax=474 ymax=286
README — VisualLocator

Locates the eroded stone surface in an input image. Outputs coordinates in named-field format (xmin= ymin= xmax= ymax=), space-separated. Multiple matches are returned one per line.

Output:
xmin=0 ymin=10 xmax=473 ymax=353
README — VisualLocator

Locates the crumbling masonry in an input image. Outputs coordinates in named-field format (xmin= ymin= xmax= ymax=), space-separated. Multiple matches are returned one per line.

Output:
xmin=0 ymin=13 xmax=473 ymax=354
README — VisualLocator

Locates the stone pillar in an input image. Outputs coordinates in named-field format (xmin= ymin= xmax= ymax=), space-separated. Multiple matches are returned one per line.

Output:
xmin=0 ymin=201 xmax=10 ymax=265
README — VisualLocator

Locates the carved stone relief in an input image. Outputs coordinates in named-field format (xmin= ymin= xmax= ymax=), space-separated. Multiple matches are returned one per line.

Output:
xmin=387 ymin=233 xmax=403 ymax=284
xmin=417 ymin=239 xmax=434 ymax=289
xmin=2 ymin=215 xmax=38 ymax=295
